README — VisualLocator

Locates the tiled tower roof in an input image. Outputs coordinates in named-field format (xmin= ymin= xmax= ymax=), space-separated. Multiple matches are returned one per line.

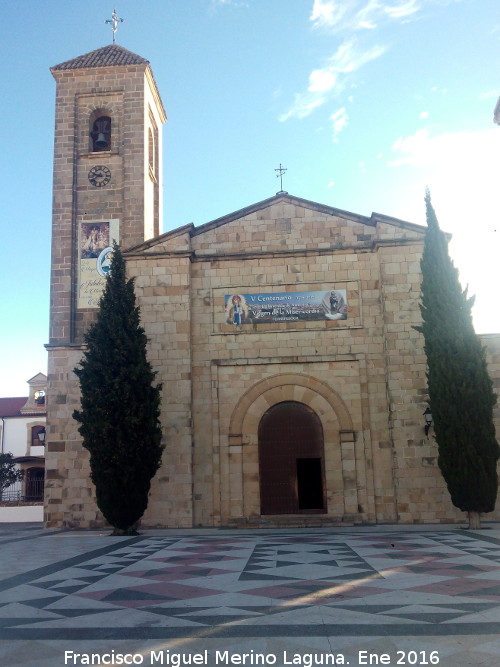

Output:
xmin=51 ymin=44 xmax=149 ymax=71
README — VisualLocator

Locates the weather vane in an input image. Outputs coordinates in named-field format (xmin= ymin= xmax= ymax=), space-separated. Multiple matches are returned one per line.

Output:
xmin=275 ymin=163 xmax=288 ymax=194
xmin=106 ymin=8 xmax=124 ymax=44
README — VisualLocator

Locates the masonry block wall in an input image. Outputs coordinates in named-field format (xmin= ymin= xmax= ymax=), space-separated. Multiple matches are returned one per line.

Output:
xmin=46 ymin=192 xmax=500 ymax=529
xmin=45 ymin=47 xmax=500 ymax=530
xmin=131 ymin=197 xmax=500 ymax=528
xmin=127 ymin=250 xmax=194 ymax=528
xmin=45 ymin=47 xmax=167 ymax=529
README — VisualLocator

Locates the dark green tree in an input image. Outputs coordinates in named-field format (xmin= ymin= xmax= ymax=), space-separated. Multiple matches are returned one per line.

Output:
xmin=73 ymin=244 xmax=163 ymax=535
xmin=0 ymin=453 xmax=24 ymax=498
xmin=419 ymin=191 xmax=499 ymax=528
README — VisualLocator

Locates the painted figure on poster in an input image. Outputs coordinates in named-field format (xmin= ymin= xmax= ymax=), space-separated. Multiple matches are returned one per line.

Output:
xmin=97 ymin=247 xmax=114 ymax=277
xmin=226 ymin=295 xmax=248 ymax=325
xmin=80 ymin=222 xmax=110 ymax=259
xmin=328 ymin=290 xmax=347 ymax=320
xmin=78 ymin=221 xmax=119 ymax=308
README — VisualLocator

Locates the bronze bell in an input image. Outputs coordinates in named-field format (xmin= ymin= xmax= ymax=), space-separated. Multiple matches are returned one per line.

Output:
xmin=95 ymin=132 xmax=108 ymax=149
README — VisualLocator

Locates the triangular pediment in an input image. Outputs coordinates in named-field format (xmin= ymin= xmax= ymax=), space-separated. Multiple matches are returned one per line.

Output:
xmin=125 ymin=193 xmax=425 ymax=257
xmin=27 ymin=373 xmax=47 ymax=385
xmin=191 ymin=193 xmax=426 ymax=237
xmin=192 ymin=193 xmax=376 ymax=237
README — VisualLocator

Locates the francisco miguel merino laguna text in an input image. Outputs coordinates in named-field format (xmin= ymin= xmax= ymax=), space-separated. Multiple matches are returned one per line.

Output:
xmin=64 ymin=648 xmax=440 ymax=665
xmin=64 ymin=649 xmax=349 ymax=665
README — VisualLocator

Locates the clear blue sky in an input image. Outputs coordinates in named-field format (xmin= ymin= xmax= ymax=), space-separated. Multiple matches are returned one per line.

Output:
xmin=0 ymin=0 xmax=499 ymax=396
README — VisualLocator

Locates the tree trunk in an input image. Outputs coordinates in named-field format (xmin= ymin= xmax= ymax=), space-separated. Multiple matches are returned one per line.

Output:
xmin=111 ymin=526 xmax=139 ymax=536
xmin=467 ymin=510 xmax=481 ymax=529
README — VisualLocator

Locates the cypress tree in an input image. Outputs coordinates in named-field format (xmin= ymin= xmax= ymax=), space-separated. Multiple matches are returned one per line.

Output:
xmin=73 ymin=244 xmax=163 ymax=534
xmin=419 ymin=191 xmax=499 ymax=528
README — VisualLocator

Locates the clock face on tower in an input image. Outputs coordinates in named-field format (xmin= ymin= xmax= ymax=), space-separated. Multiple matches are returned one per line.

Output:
xmin=88 ymin=165 xmax=111 ymax=187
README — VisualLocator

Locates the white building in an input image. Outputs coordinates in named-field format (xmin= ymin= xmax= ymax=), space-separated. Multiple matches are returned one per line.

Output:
xmin=0 ymin=373 xmax=47 ymax=504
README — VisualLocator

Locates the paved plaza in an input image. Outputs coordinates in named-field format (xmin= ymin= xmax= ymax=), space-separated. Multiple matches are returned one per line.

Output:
xmin=1 ymin=523 xmax=500 ymax=666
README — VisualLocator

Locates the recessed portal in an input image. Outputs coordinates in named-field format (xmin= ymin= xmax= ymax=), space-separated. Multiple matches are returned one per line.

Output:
xmin=258 ymin=401 xmax=326 ymax=515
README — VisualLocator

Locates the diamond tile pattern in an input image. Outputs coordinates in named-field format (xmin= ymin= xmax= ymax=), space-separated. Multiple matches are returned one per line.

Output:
xmin=0 ymin=529 xmax=500 ymax=641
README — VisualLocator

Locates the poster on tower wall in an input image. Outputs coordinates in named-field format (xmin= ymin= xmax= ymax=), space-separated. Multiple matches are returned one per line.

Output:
xmin=224 ymin=289 xmax=348 ymax=325
xmin=77 ymin=220 xmax=119 ymax=308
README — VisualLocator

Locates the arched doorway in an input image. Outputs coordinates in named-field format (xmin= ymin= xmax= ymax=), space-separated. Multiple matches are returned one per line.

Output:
xmin=258 ymin=401 xmax=326 ymax=515
xmin=25 ymin=468 xmax=45 ymax=501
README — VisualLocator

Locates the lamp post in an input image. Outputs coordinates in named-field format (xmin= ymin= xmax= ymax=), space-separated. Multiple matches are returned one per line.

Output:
xmin=423 ymin=407 xmax=432 ymax=437
xmin=37 ymin=427 xmax=46 ymax=444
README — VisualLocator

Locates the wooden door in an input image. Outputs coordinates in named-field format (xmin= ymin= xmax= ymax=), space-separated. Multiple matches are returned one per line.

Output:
xmin=258 ymin=401 xmax=326 ymax=514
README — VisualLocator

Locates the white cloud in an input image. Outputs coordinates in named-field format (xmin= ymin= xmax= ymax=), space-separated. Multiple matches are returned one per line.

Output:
xmin=479 ymin=90 xmax=499 ymax=101
xmin=383 ymin=0 xmax=421 ymax=19
xmin=431 ymin=85 xmax=448 ymax=95
xmin=281 ymin=0 xmax=430 ymax=124
xmin=280 ymin=40 xmax=385 ymax=121
xmin=309 ymin=68 xmax=338 ymax=92
xmin=388 ymin=127 xmax=500 ymax=219
xmin=332 ymin=40 xmax=386 ymax=72
xmin=279 ymin=95 xmax=326 ymax=122
xmin=331 ymin=107 xmax=348 ymax=141
xmin=389 ymin=126 xmax=500 ymax=332
xmin=389 ymin=127 xmax=496 ymax=169
xmin=281 ymin=0 xmax=462 ymax=130
xmin=310 ymin=0 xmax=349 ymax=29
xmin=419 ymin=111 xmax=429 ymax=118
xmin=311 ymin=0 xmax=424 ymax=32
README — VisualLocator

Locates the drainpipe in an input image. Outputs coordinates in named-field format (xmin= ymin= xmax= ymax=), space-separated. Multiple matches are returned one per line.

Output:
xmin=1 ymin=417 xmax=5 ymax=454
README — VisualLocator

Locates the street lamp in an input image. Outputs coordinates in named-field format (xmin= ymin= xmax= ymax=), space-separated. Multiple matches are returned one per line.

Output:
xmin=423 ymin=408 xmax=432 ymax=436
xmin=37 ymin=427 xmax=46 ymax=444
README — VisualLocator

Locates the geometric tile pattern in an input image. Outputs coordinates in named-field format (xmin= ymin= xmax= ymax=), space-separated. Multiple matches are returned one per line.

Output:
xmin=2 ymin=526 xmax=500 ymax=666
xmin=2 ymin=530 xmax=500 ymax=638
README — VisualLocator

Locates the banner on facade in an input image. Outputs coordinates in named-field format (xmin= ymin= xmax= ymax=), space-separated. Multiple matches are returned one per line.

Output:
xmin=224 ymin=289 xmax=347 ymax=325
xmin=77 ymin=220 xmax=119 ymax=308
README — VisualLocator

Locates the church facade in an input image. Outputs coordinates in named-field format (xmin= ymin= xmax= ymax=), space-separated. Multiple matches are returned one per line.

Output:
xmin=44 ymin=45 xmax=500 ymax=529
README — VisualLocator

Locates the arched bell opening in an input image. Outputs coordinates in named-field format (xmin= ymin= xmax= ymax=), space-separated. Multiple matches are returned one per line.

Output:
xmin=90 ymin=113 xmax=112 ymax=152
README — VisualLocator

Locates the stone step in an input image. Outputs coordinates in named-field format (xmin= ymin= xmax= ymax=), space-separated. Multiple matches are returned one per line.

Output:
xmin=226 ymin=514 xmax=365 ymax=529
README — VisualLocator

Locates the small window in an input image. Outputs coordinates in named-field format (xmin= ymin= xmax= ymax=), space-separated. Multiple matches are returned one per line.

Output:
xmin=91 ymin=115 xmax=111 ymax=152
xmin=148 ymin=127 xmax=155 ymax=178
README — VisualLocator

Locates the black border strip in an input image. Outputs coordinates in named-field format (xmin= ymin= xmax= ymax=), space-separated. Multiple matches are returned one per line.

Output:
xmin=1 ymin=623 xmax=499 ymax=640
xmin=0 ymin=536 xmax=148 ymax=593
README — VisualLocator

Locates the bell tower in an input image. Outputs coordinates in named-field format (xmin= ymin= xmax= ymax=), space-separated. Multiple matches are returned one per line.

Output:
xmin=45 ymin=45 xmax=166 ymax=528
xmin=48 ymin=44 xmax=166 ymax=344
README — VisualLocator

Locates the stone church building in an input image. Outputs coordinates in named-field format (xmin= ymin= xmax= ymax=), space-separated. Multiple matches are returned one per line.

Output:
xmin=44 ymin=44 xmax=500 ymax=529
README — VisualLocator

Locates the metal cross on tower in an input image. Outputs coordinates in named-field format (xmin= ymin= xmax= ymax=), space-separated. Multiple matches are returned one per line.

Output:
xmin=275 ymin=163 xmax=288 ymax=194
xmin=106 ymin=8 xmax=124 ymax=44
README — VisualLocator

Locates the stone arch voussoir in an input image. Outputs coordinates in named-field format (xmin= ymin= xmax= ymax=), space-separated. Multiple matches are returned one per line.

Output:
xmin=229 ymin=373 xmax=353 ymax=438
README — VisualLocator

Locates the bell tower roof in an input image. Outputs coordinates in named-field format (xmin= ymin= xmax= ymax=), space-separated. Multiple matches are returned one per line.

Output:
xmin=51 ymin=44 xmax=149 ymax=71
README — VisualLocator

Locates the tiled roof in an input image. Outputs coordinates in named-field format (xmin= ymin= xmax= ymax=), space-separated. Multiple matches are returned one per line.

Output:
xmin=51 ymin=44 xmax=149 ymax=71
xmin=0 ymin=397 xmax=28 ymax=417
